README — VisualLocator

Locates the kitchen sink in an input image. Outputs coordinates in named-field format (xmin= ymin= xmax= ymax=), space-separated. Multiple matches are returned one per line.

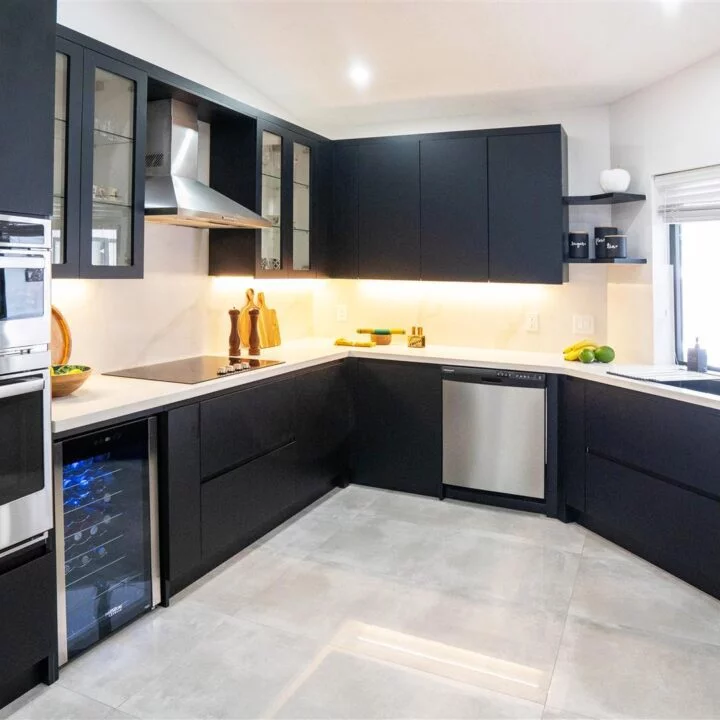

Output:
xmin=652 ymin=378 xmax=720 ymax=396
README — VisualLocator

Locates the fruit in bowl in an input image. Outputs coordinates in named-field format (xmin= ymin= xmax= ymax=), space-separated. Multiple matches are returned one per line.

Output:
xmin=50 ymin=364 xmax=92 ymax=398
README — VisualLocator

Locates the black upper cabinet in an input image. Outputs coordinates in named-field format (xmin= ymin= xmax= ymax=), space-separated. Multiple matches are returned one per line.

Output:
xmin=358 ymin=141 xmax=421 ymax=280
xmin=488 ymin=130 xmax=568 ymax=284
xmin=420 ymin=136 xmax=489 ymax=281
xmin=0 ymin=0 xmax=56 ymax=218
xmin=209 ymin=120 xmax=325 ymax=278
xmin=329 ymin=145 xmax=359 ymax=279
xmin=52 ymin=36 xmax=148 ymax=278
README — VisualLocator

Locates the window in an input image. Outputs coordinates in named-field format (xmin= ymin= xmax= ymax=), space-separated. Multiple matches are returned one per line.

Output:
xmin=658 ymin=166 xmax=720 ymax=368
xmin=671 ymin=222 xmax=720 ymax=366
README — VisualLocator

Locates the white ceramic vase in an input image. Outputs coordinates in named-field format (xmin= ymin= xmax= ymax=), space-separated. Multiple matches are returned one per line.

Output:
xmin=600 ymin=169 xmax=631 ymax=193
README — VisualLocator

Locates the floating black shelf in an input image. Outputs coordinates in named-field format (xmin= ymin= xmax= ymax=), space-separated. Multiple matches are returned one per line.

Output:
xmin=566 ymin=257 xmax=647 ymax=265
xmin=563 ymin=192 xmax=646 ymax=206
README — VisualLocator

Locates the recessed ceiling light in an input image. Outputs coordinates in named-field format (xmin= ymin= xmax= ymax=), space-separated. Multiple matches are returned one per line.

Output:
xmin=348 ymin=63 xmax=372 ymax=89
xmin=661 ymin=0 xmax=683 ymax=17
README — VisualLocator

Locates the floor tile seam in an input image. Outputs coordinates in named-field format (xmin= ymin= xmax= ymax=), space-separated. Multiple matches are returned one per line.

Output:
xmin=542 ymin=546 xmax=584 ymax=713
xmin=323 ymin=643 xmax=546 ymax=710
xmin=46 ymin=683 xmax=122 ymax=715
xmin=562 ymin=611 xmax=720 ymax=655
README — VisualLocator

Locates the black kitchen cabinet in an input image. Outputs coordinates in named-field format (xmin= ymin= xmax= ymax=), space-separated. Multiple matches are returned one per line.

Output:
xmin=159 ymin=404 xmax=202 ymax=599
xmin=586 ymin=383 xmax=720 ymax=500
xmin=558 ymin=376 xmax=587 ymax=512
xmin=329 ymin=145 xmax=359 ymax=278
xmin=210 ymin=120 xmax=325 ymax=278
xmin=358 ymin=140 xmax=421 ymax=280
xmin=354 ymin=360 xmax=442 ymax=496
xmin=488 ymin=129 xmax=568 ymax=283
xmin=295 ymin=362 xmax=353 ymax=502
xmin=0 ymin=540 xmax=58 ymax=709
xmin=0 ymin=0 xmax=56 ymax=218
xmin=53 ymin=32 xmax=148 ymax=278
xmin=585 ymin=453 xmax=720 ymax=600
xmin=420 ymin=136 xmax=489 ymax=281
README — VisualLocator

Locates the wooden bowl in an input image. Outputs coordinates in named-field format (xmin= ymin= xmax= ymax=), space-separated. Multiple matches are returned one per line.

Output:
xmin=51 ymin=365 xmax=92 ymax=398
xmin=371 ymin=334 xmax=392 ymax=345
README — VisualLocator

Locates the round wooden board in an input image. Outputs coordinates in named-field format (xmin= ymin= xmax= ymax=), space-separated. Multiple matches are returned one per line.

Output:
xmin=51 ymin=306 xmax=72 ymax=365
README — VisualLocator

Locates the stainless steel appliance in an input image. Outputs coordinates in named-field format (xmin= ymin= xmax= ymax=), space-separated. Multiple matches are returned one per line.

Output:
xmin=145 ymin=99 xmax=271 ymax=230
xmin=442 ymin=367 xmax=547 ymax=499
xmin=54 ymin=417 xmax=160 ymax=665
xmin=104 ymin=355 xmax=284 ymax=384
xmin=0 ymin=215 xmax=53 ymax=554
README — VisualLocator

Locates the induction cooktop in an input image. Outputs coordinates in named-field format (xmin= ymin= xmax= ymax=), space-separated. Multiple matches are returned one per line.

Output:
xmin=105 ymin=356 xmax=285 ymax=384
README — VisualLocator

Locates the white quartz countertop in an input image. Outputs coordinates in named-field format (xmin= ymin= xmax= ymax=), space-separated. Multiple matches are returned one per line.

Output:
xmin=52 ymin=338 xmax=720 ymax=435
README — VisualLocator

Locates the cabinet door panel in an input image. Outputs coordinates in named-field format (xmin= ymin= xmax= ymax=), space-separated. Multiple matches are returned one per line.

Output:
xmin=355 ymin=361 xmax=441 ymax=496
xmin=586 ymin=384 xmax=720 ymax=500
xmin=358 ymin=141 xmax=420 ymax=280
xmin=586 ymin=453 xmax=720 ymax=599
xmin=0 ymin=0 xmax=55 ymax=217
xmin=329 ymin=145 xmax=359 ymax=278
xmin=559 ymin=376 xmax=587 ymax=512
xmin=488 ymin=132 xmax=566 ymax=283
xmin=201 ymin=443 xmax=298 ymax=561
xmin=200 ymin=378 xmax=295 ymax=478
xmin=420 ymin=136 xmax=489 ymax=281
xmin=161 ymin=405 xmax=202 ymax=588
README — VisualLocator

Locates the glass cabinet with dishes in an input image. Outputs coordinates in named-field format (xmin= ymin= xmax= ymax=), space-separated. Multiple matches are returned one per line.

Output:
xmin=52 ymin=36 xmax=147 ymax=279
xmin=255 ymin=120 xmax=318 ymax=278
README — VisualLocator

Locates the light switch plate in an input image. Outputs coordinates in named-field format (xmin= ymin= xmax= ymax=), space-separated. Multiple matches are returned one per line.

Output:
xmin=336 ymin=305 xmax=348 ymax=322
xmin=572 ymin=314 xmax=595 ymax=335
xmin=526 ymin=313 xmax=540 ymax=333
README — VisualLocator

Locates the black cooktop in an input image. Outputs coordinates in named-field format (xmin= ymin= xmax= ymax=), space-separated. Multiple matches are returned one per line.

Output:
xmin=105 ymin=356 xmax=284 ymax=384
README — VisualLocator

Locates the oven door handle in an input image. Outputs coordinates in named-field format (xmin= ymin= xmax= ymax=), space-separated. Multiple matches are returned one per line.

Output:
xmin=0 ymin=377 xmax=44 ymax=400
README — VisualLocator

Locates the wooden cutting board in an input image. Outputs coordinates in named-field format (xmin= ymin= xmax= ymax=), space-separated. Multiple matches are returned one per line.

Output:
xmin=51 ymin=306 xmax=72 ymax=364
xmin=238 ymin=288 xmax=257 ymax=348
xmin=257 ymin=292 xmax=281 ymax=348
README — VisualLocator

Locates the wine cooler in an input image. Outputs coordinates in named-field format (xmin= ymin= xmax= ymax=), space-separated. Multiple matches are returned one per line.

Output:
xmin=54 ymin=418 xmax=160 ymax=664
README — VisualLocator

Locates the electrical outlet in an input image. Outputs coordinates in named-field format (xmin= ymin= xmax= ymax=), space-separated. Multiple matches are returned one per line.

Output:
xmin=526 ymin=313 xmax=540 ymax=333
xmin=572 ymin=314 xmax=595 ymax=335
xmin=336 ymin=304 xmax=348 ymax=322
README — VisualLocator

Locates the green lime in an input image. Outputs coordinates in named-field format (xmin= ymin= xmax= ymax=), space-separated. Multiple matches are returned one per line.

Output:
xmin=594 ymin=346 xmax=616 ymax=363
xmin=578 ymin=348 xmax=596 ymax=364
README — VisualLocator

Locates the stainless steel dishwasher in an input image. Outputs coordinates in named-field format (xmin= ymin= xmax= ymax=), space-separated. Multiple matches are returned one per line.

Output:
xmin=442 ymin=367 xmax=546 ymax=499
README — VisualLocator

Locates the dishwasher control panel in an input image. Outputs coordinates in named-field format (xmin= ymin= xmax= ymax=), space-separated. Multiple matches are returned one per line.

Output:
xmin=495 ymin=370 xmax=545 ymax=382
xmin=442 ymin=367 xmax=546 ymax=388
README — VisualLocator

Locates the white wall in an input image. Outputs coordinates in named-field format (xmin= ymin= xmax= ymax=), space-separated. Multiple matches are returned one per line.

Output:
xmin=57 ymin=0 xmax=296 ymax=123
xmin=609 ymin=50 xmax=720 ymax=363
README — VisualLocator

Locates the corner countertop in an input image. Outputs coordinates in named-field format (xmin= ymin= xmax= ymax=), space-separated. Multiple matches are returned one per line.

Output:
xmin=52 ymin=338 xmax=720 ymax=435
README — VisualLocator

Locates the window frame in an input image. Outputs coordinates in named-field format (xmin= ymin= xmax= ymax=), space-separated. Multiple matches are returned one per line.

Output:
xmin=670 ymin=221 xmax=720 ymax=371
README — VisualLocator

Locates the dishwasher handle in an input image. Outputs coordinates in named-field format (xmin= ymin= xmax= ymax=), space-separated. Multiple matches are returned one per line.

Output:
xmin=441 ymin=366 xmax=546 ymax=388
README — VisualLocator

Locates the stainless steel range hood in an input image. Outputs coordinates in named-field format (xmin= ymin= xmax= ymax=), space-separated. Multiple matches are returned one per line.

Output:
xmin=144 ymin=99 xmax=271 ymax=230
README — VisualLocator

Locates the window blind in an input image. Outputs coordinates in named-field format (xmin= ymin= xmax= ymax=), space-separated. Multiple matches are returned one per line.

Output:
xmin=657 ymin=165 xmax=720 ymax=223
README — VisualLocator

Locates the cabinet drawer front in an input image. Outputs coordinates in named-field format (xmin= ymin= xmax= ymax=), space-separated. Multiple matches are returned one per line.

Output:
xmin=200 ymin=378 xmax=295 ymax=478
xmin=586 ymin=384 xmax=720 ymax=498
xmin=586 ymin=453 xmax=720 ymax=599
xmin=201 ymin=443 xmax=297 ymax=560
xmin=0 ymin=550 xmax=55 ymax=677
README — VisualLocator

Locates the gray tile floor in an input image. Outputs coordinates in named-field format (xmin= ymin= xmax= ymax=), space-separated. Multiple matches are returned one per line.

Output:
xmin=5 ymin=486 xmax=720 ymax=719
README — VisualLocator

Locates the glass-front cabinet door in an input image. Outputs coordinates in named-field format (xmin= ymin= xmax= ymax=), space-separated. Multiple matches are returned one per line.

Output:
xmin=259 ymin=130 xmax=283 ymax=275
xmin=52 ymin=39 xmax=82 ymax=278
xmin=255 ymin=122 xmax=317 ymax=278
xmin=52 ymin=38 xmax=146 ymax=279
xmin=80 ymin=52 xmax=146 ymax=278
xmin=293 ymin=142 xmax=312 ymax=273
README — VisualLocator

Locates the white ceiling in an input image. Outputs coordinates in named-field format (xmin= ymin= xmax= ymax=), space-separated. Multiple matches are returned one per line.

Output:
xmin=142 ymin=0 xmax=720 ymax=135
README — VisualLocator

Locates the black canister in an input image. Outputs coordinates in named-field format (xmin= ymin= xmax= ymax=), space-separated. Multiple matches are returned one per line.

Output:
xmin=594 ymin=226 xmax=618 ymax=259
xmin=605 ymin=234 xmax=628 ymax=258
xmin=568 ymin=232 xmax=589 ymax=259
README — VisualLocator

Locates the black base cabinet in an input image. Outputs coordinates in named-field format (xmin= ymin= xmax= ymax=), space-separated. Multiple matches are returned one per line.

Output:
xmin=0 ymin=540 xmax=58 ymax=709
xmin=160 ymin=363 xmax=352 ymax=600
xmin=558 ymin=376 xmax=587 ymax=512
xmin=353 ymin=360 xmax=442 ymax=496
xmin=584 ymin=453 xmax=720 ymax=599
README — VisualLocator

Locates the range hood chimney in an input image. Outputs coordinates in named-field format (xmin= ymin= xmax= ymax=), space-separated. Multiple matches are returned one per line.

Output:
xmin=144 ymin=99 xmax=271 ymax=230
